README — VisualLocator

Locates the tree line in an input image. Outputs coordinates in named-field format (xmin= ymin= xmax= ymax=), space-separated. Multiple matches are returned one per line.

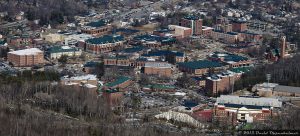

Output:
xmin=0 ymin=0 xmax=88 ymax=25
xmin=235 ymin=54 xmax=300 ymax=91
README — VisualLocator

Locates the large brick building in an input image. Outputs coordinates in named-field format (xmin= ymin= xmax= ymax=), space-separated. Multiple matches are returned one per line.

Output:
xmin=104 ymin=56 xmax=132 ymax=66
xmin=80 ymin=35 xmax=125 ymax=54
xmin=232 ymin=20 xmax=247 ymax=32
xmin=8 ymin=48 xmax=44 ymax=67
xmin=210 ymin=30 xmax=239 ymax=44
xmin=214 ymin=95 xmax=282 ymax=125
xmin=208 ymin=52 xmax=252 ymax=68
xmin=253 ymin=83 xmax=300 ymax=97
xmin=141 ymin=50 xmax=185 ymax=63
xmin=205 ymin=71 xmax=241 ymax=96
xmin=143 ymin=62 xmax=173 ymax=77
xmin=178 ymin=60 xmax=223 ymax=75
xmin=81 ymin=20 xmax=112 ymax=36
xmin=132 ymin=34 xmax=176 ymax=48
xmin=168 ymin=25 xmax=192 ymax=39
xmin=180 ymin=15 xmax=203 ymax=35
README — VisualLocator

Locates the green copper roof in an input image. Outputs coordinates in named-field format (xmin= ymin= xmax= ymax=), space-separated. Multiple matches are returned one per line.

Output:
xmin=105 ymin=76 xmax=131 ymax=88
xmin=48 ymin=46 xmax=79 ymax=53
xmin=178 ymin=60 xmax=223 ymax=70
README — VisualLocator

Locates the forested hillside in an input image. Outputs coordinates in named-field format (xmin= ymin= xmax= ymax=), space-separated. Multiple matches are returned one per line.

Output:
xmin=235 ymin=54 xmax=300 ymax=90
xmin=0 ymin=0 xmax=88 ymax=25
xmin=0 ymin=72 xmax=202 ymax=136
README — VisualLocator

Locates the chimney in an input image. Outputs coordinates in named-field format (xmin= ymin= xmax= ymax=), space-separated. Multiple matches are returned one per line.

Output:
xmin=280 ymin=36 xmax=286 ymax=59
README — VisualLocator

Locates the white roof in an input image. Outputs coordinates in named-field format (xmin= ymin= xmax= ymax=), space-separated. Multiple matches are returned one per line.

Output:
xmin=62 ymin=74 xmax=98 ymax=81
xmin=9 ymin=48 xmax=43 ymax=55
xmin=144 ymin=62 xmax=172 ymax=68
xmin=216 ymin=95 xmax=282 ymax=108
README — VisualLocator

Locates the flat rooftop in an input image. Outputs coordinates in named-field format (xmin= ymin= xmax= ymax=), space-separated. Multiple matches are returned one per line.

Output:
xmin=86 ymin=35 xmax=124 ymax=45
xmin=9 ymin=48 xmax=43 ymax=56
xmin=178 ymin=60 xmax=223 ymax=70
xmin=217 ymin=95 xmax=282 ymax=108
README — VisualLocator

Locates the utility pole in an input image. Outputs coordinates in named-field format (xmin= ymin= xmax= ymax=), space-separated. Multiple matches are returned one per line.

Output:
xmin=266 ymin=74 xmax=271 ymax=87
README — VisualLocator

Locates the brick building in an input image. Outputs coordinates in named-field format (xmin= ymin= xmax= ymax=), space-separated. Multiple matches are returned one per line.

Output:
xmin=253 ymin=83 xmax=300 ymax=97
xmin=141 ymin=50 xmax=185 ymax=63
xmin=133 ymin=34 xmax=176 ymax=48
xmin=205 ymin=71 xmax=241 ymax=96
xmin=143 ymin=62 xmax=173 ymax=77
xmin=7 ymin=34 xmax=32 ymax=46
xmin=208 ymin=52 xmax=252 ymax=68
xmin=104 ymin=56 xmax=132 ymax=66
xmin=104 ymin=76 xmax=133 ymax=91
xmin=180 ymin=15 xmax=203 ymax=35
xmin=178 ymin=60 xmax=223 ymax=75
xmin=202 ymin=26 xmax=214 ymax=37
xmin=168 ymin=25 xmax=192 ymax=39
xmin=210 ymin=30 xmax=239 ymax=44
xmin=80 ymin=35 xmax=124 ymax=54
xmin=232 ymin=20 xmax=247 ymax=32
xmin=102 ymin=89 xmax=124 ymax=106
xmin=238 ymin=32 xmax=263 ymax=42
xmin=8 ymin=48 xmax=44 ymax=67
xmin=81 ymin=20 xmax=112 ymax=36
xmin=214 ymin=95 xmax=282 ymax=125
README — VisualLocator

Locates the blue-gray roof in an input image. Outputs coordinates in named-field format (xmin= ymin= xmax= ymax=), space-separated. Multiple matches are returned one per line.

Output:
xmin=184 ymin=15 xmax=200 ymax=20
xmin=178 ymin=60 xmax=223 ymax=70
xmin=116 ymin=28 xmax=140 ymax=34
xmin=84 ymin=61 xmax=100 ymax=67
xmin=142 ymin=50 xmax=184 ymax=57
xmin=122 ymin=46 xmax=145 ymax=53
xmin=86 ymin=35 xmax=124 ymax=45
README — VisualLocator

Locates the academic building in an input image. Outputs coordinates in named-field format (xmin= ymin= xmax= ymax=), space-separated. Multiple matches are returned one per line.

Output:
xmin=8 ymin=48 xmax=44 ymax=67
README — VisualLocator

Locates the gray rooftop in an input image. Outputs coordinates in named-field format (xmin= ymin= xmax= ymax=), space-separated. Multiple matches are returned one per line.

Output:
xmin=217 ymin=95 xmax=282 ymax=108
xmin=274 ymin=85 xmax=300 ymax=94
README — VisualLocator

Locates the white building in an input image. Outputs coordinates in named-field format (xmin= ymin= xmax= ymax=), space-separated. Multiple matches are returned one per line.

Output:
xmin=47 ymin=46 xmax=82 ymax=59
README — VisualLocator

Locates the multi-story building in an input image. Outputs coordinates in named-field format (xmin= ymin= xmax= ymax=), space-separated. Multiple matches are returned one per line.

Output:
xmin=180 ymin=15 xmax=203 ymax=35
xmin=103 ymin=56 xmax=132 ymax=66
xmin=104 ymin=76 xmax=133 ymax=91
xmin=132 ymin=34 xmax=176 ymax=48
xmin=202 ymin=26 xmax=214 ymax=37
xmin=210 ymin=30 xmax=239 ymax=44
xmin=81 ymin=20 xmax=112 ymax=36
xmin=208 ymin=52 xmax=252 ymax=68
xmin=214 ymin=95 xmax=282 ymax=125
xmin=168 ymin=25 xmax=192 ymax=39
xmin=47 ymin=46 xmax=82 ymax=59
xmin=141 ymin=50 xmax=185 ymax=63
xmin=232 ymin=20 xmax=247 ymax=32
xmin=205 ymin=71 xmax=241 ymax=95
xmin=238 ymin=31 xmax=262 ymax=42
xmin=8 ymin=48 xmax=44 ymax=67
xmin=7 ymin=34 xmax=32 ymax=46
xmin=80 ymin=35 xmax=125 ymax=54
xmin=253 ymin=83 xmax=300 ymax=97
xmin=143 ymin=62 xmax=173 ymax=77
xmin=178 ymin=60 xmax=223 ymax=75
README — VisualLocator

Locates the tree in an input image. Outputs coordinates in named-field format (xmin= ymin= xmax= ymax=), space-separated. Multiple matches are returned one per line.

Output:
xmin=176 ymin=73 xmax=194 ymax=89
xmin=58 ymin=55 xmax=68 ymax=65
